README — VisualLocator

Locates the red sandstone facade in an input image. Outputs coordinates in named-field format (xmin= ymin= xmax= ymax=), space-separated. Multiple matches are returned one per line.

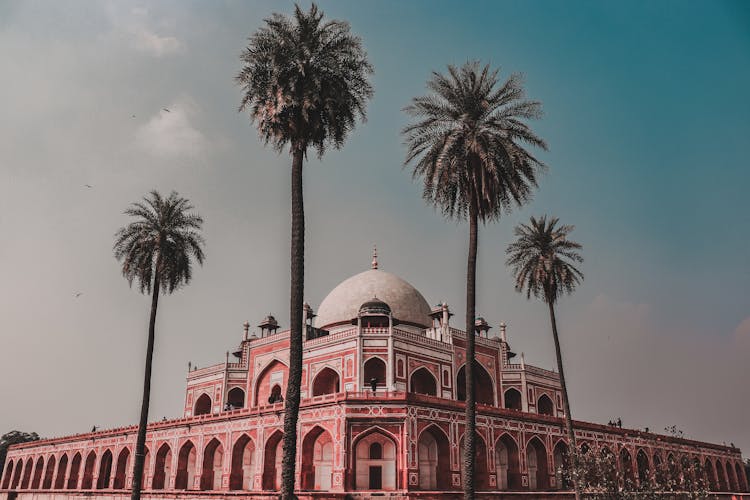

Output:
xmin=2 ymin=264 xmax=747 ymax=499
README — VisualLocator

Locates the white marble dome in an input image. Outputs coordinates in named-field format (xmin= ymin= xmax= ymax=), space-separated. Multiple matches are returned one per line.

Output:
xmin=315 ymin=269 xmax=432 ymax=329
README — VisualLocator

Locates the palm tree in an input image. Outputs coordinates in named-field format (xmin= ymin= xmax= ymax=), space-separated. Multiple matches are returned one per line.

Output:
xmin=506 ymin=215 xmax=583 ymax=500
xmin=236 ymin=4 xmax=372 ymax=498
xmin=403 ymin=61 xmax=546 ymax=499
xmin=113 ymin=191 xmax=205 ymax=500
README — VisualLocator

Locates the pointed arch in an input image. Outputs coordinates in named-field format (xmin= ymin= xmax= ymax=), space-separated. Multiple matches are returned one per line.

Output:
xmin=262 ymin=430 xmax=284 ymax=490
xmin=301 ymin=426 xmax=334 ymax=490
xmin=20 ymin=457 xmax=33 ymax=489
xmin=31 ymin=456 xmax=44 ymax=489
xmin=636 ymin=449 xmax=649 ymax=485
xmin=553 ymin=440 xmax=571 ymax=490
xmin=54 ymin=454 xmax=68 ymax=489
xmin=66 ymin=453 xmax=81 ymax=489
xmin=537 ymin=394 xmax=554 ymax=416
xmin=526 ymin=436 xmax=549 ymax=490
xmin=194 ymin=393 xmax=212 ymax=416
xmin=457 ymin=361 xmax=495 ymax=405
xmin=42 ymin=455 xmax=56 ymax=489
xmin=735 ymin=461 xmax=748 ymax=492
xmin=410 ymin=367 xmax=438 ymax=397
xmin=459 ymin=431 xmax=490 ymax=490
xmin=152 ymin=443 xmax=172 ymax=490
xmin=227 ymin=387 xmax=246 ymax=409
xmin=495 ymin=433 xmax=521 ymax=490
xmin=727 ymin=460 xmax=739 ymax=491
xmin=417 ymin=425 xmax=451 ymax=490
xmin=11 ymin=458 xmax=24 ymax=489
xmin=81 ymin=451 xmax=96 ymax=489
xmin=353 ymin=428 xmax=398 ymax=491
xmin=97 ymin=449 xmax=113 ymax=489
xmin=254 ymin=359 xmax=288 ymax=406
xmin=363 ymin=357 xmax=387 ymax=389
xmin=620 ymin=447 xmax=634 ymax=483
xmin=200 ymin=438 xmax=224 ymax=490
xmin=504 ymin=388 xmax=522 ymax=410
xmin=2 ymin=459 xmax=14 ymax=489
xmin=312 ymin=367 xmax=341 ymax=397
xmin=113 ymin=448 xmax=130 ymax=489
xmin=229 ymin=434 xmax=256 ymax=490
xmin=175 ymin=440 xmax=197 ymax=490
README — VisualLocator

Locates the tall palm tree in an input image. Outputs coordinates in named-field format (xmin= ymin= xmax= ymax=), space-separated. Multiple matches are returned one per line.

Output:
xmin=236 ymin=4 xmax=372 ymax=498
xmin=113 ymin=190 xmax=205 ymax=500
xmin=506 ymin=215 xmax=583 ymax=500
xmin=403 ymin=61 xmax=546 ymax=499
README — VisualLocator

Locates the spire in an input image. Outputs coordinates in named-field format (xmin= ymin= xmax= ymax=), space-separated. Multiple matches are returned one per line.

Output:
xmin=371 ymin=245 xmax=378 ymax=269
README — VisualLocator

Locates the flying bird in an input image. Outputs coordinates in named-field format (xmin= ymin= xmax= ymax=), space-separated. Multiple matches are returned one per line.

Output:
xmin=74 ymin=292 xmax=83 ymax=298
xmin=131 ymin=114 xmax=136 ymax=118
xmin=162 ymin=108 xmax=170 ymax=113
xmin=84 ymin=184 xmax=92 ymax=188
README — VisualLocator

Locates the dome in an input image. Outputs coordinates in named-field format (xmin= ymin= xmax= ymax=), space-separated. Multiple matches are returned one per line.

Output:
xmin=315 ymin=269 xmax=431 ymax=328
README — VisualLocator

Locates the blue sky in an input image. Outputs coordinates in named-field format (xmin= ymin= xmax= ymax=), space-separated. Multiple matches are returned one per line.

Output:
xmin=0 ymin=1 xmax=748 ymax=453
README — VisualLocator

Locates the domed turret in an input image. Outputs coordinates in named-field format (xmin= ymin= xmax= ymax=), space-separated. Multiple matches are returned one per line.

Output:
xmin=358 ymin=297 xmax=391 ymax=317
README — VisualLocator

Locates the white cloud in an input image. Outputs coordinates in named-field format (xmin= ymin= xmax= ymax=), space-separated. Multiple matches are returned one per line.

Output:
xmin=134 ymin=98 xmax=208 ymax=158
xmin=106 ymin=4 xmax=183 ymax=57
xmin=131 ymin=29 xmax=182 ymax=57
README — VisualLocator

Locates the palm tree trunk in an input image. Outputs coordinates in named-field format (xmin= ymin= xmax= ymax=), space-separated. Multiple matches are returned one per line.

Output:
xmin=130 ymin=266 xmax=161 ymax=500
xmin=463 ymin=201 xmax=478 ymax=500
xmin=281 ymin=146 xmax=305 ymax=500
xmin=547 ymin=300 xmax=582 ymax=500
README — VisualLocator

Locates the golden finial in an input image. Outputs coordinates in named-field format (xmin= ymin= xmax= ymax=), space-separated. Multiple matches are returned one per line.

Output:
xmin=371 ymin=245 xmax=378 ymax=269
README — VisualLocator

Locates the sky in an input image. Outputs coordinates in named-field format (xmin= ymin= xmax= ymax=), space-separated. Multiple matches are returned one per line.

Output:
xmin=0 ymin=0 xmax=748 ymax=456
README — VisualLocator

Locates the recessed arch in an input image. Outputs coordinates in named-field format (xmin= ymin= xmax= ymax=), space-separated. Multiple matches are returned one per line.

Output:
xmin=459 ymin=431 xmax=490 ymax=490
xmin=417 ymin=425 xmax=451 ymax=490
xmin=31 ymin=456 xmax=44 ymax=489
xmin=11 ymin=457 xmax=24 ymax=489
xmin=262 ymin=430 xmax=284 ymax=490
xmin=54 ymin=454 xmax=68 ymax=489
xmin=66 ymin=453 xmax=81 ymax=489
xmin=496 ymin=433 xmax=521 ymax=490
xmin=353 ymin=428 xmax=397 ymax=490
xmin=526 ymin=436 xmax=549 ymax=490
xmin=175 ymin=440 xmax=197 ymax=490
xmin=301 ymin=426 xmax=334 ymax=490
xmin=113 ymin=448 xmax=130 ymax=489
xmin=312 ymin=367 xmax=341 ymax=397
xmin=504 ymin=388 xmax=522 ymax=410
xmin=81 ymin=451 xmax=96 ymax=489
xmin=152 ymin=443 xmax=172 ymax=490
xmin=97 ymin=449 xmax=113 ymax=489
xmin=194 ymin=393 xmax=212 ymax=416
xmin=636 ymin=449 xmax=649 ymax=485
xmin=456 ymin=361 xmax=495 ymax=405
xmin=553 ymin=440 xmax=571 ymax=490
xmin=537 ymin=394 xmax=554 ymax=416
xmin=229 ymin=434 xmax=256 ymax=490
xmin=735 ymin=461 xmax=748 ymax=492
xmin=42 ymin=455 xmax=55 ymax=489
xmin=410 ymin=367 xmax=438 ymax=397
xmin=200 ymin=438 xmax=224 ymax=490
xmin=363 ymin=357 xmax=387 ymax=389
xmin=2 ymin=459 xmax=14 ymax=489
xmin=254 ymin=359 xmax=288 ymax=406
xmin=703 ymin=458 xmax=717 ymax=491
xmin=620 ymin=447 xmax=634 ymax=483
xmin=727 ymin=460 xmax=739 ymax=491
xmin=227 ymin=387 xmax=246 ymax=409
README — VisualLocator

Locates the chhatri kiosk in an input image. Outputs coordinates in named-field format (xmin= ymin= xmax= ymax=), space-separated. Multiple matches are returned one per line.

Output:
xmin=2 ymin=255 xmax=747 ymax=498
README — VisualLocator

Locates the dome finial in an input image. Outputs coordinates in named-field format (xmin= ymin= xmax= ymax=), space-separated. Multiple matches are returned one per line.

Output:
xmin=371 ymin=245 xmax=378 ymax=269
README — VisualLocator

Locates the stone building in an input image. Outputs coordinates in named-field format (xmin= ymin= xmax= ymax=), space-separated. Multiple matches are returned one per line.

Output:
xmin=2 ymin=257 xmax=747 ymax=498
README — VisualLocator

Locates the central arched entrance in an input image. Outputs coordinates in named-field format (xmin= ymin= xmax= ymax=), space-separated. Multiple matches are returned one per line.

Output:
xmin=354 ymin=430 xmax=397 ymax=490
xmin=301 ymin=426 xmax=334 ymax=490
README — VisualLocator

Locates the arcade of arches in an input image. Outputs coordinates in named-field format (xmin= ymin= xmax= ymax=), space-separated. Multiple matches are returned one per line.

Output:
xmin=2 ymin=431 xmax=748 ymax=494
